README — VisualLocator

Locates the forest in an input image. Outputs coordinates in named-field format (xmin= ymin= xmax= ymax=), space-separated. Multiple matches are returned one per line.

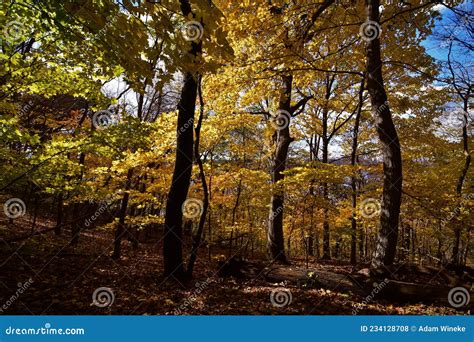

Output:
xmin=0 ymin=0 xmax=472 ymax=315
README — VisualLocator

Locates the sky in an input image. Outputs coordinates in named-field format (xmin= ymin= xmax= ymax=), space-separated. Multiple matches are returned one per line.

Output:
xmin=102 ymin=2 xmax=473 ymax=124
xmin=422 ymin=2 xmax=473 ymax=64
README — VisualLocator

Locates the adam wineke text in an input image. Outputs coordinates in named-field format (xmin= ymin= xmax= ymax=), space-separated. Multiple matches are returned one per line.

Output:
xmin=417 ymin=325 xmax=466 ymax=332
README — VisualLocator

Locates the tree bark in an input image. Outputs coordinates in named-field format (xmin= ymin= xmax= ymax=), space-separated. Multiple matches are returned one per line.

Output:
xmin=163 ymin=72 xmax=199 ymax=278
xmin=365 ymin=0 xmax=403 ymax=269
xmin=55 ymin=193 xmax=63 ymax=235
xmin=229 ymin=179 xmax=243 ymax=255
xmin=321 ymin=74 xmax=335 ymax=260
xmin=267 ymin=75 xmax=293 ymax=264
xmin=70 ymin=152 xmax=86 ymax=246
xmin=452 ymin=93 xmax=471 ymax=264
xmin=186 ymin=76 xmax=209 ymax=277
xmin=207 ymin=151 xmax=213 ymax=261
xmin=112 ymin=168 xmax=133 ymax=260
xmin=350 ymin=76 xmax=366 ymax=264
xmin=163 ymin=0 xmax=202 ymax=279
xmin=359 ymin=224 xmax=365 ymax=261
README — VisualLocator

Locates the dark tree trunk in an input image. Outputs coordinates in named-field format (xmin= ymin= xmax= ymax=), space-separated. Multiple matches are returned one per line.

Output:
xmin=162 ymin=72 xmax=199 ymax=278
xmin=306 ymin=235 xmax=314 ymax=257
xmin=70 ymin=152 xmax=86 ymax=246
xmin=267 ymin=75 xmax=293 ymax=264
xmin=30 ymin=192 xmax=39 ymax=232
xmin=462 ymin=229 xmax=471 ymax=265
xmin=55 ymin=193 xmax=63 ymax=235
xmin=186 ymin=76 xmax=209 ymax=277
xmin=411 ymin=227 xmax=416 ymax=262
xmin=452 ymin=96 xmax=471 ymax=264
xmin=112 ymin=168 xmax=133 ymax=260
xmin=207 ymin=151 xmax=213 ymax=262
xmin=229 ymin=179 xmax=242 ymax=255
xmin=334 ymin=237 xmax=342 ymax=259
xmin=162 ymin=0 xmax=202 ymax=279
xmin=359 ymin=225 xmax=365 ymax=261
xmin=320 ymin=74 xmax=335 ymax=260
xmin=436 ymin=222 xmax=443 ymax=263
xmin=350 ymin=76 xmax=365 ymax=265
xmin=70 ymin=203 xmax=81 ymax=246
xmin=322 ymin=183 xmax=330 ymax=260
xmin=365 ymin=0 xmax=403 ymax=269
xmin=404 ymin=223 xmax=411 ymax=262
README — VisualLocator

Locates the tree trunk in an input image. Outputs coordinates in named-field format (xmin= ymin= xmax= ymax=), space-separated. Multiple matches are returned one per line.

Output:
xmin=359 ymin=224 xmax=365 ymax=261
xmin=334 ymin=237 xmax=342 ymax=259
xmin=365 ymin=0 xmax=403 ymax=269
xmin=322 ymin=182 xmax=330 ymax=260
xmin=207 ymin=151 xmax=213 ymax=262
xmin=186 ymin=76 xmax=209 ymax=277
xmin=452 ymin=96 xmax=471 ymax=264
xmin=163 ymin=0 xmax=202 ymax=279
xmin=112 ymin=168 xmax=133 ymax=260
xmin=350 ymin=76 xmax=365 ymax=265
xmin=30 ymin=192 xmax=39 ymax=232
xmin=70 ymin=152 xmax=86 ymax=246
xmin=163 ymin=72 xmax=199 ymax=278
xmin=321 ymin=74 xmax=335 ymax=260
xmin=267 ymin=75 xmax=293 ymax=264
xmin=229 ymin=179 xmax=242 ymax=255
xmin=306 ymin=235 xmax=314 ymax=257
xmin=55 ymin=193 xmax=63 ymax=235
xmin=404 ymin=223 xmax=412 ymax=262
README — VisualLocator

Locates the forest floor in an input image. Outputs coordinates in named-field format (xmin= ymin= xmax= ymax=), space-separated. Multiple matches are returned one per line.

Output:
xmin=0 ymin=216 xmax=470 ymax=315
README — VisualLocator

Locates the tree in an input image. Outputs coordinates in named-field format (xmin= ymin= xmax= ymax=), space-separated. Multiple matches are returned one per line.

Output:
xmin=163 ymin=0 xmax=230 ymax=278
xmin=364 ymin=0 xmax=403 ymax=269
xmin=350 ymin=76 xmax=366 ymax=264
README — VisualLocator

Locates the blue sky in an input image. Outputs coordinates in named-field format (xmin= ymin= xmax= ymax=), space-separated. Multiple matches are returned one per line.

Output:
xmin=422 ymin=2 xmax=473 ymax=63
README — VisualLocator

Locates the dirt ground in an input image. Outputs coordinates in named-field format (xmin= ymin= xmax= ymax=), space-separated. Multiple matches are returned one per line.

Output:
xmin=0 ymin=217 xmax=469 ymax=315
